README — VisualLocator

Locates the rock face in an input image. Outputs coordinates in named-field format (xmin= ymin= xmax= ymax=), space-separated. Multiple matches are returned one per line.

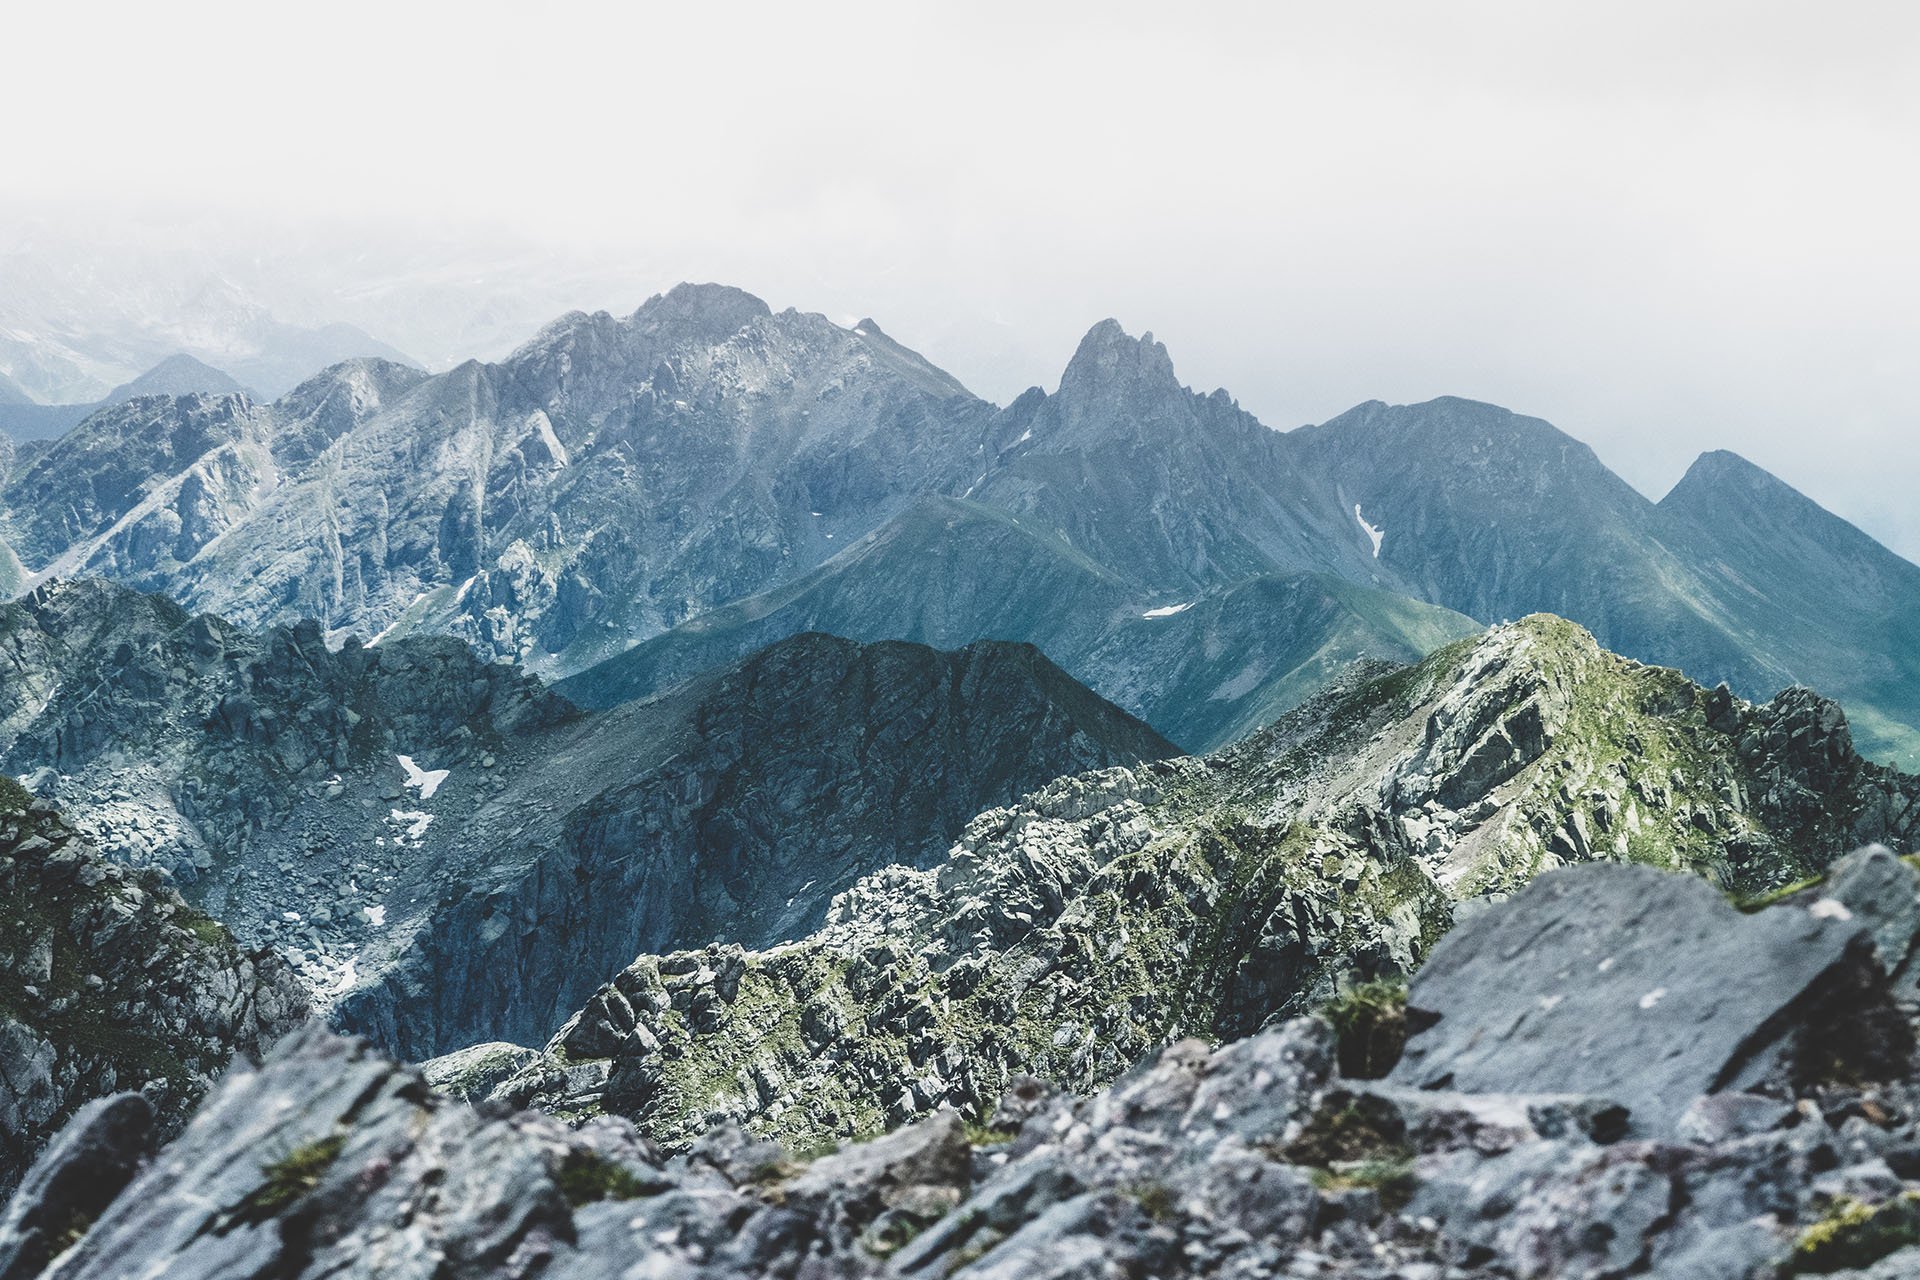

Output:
xmin=0 ymin=779 xmax=307 ymax=1199
xmin=5 ymin=288 xmax=1916 ymax=766
xmin=22 ymin=847 xmax=1920 ymax=1279
xmin=484 ymin=616 xmax=1920 ymax=1153
xmin=1392 ymin=856 xmax=1913 ymax=1135
xmin=0 ymin=579 xmax=1176 ymax=1060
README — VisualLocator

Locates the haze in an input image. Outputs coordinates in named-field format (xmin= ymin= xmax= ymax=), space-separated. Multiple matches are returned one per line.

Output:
xmin=4 ymin=0 xmax=1916 ymax=556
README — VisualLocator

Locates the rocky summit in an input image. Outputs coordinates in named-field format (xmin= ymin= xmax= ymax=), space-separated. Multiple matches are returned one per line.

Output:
xmin=465 ymin=616 xmax=1917 ymax=1152
xmin=15 ymin=844 xmax=1920 ymax=1279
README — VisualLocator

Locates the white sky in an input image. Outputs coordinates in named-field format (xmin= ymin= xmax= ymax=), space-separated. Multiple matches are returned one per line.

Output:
xmin=5 ymin=0 xmax=1917 ymax=556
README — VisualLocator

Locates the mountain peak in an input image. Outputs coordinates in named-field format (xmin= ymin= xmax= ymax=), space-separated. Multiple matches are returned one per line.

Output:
xmin=637 ymin=282 xmax=771 ymax=330
xmin=103 ymin=353 xmax=251 ymax=404
xmin=1057 ymin=319 xmax=1181 ymax=404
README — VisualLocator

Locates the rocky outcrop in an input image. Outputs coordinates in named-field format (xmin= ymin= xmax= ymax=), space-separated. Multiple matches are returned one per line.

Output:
xmin=0 ymin=580 xmax=1176 ymax=1059
xmin=21 ymin=846 xmax=1920 ymax=1279
xmin=485 ymin=617 xmax=1919 ymax=1153
xmin=0 ymin=780 xmax=307 ymax=1198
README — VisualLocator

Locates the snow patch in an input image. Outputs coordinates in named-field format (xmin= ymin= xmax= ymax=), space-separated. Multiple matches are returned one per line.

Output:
xmin=1142 ymin=602 xmax=1195 ymax=619
xmin=396 ymin=753 xmax=449 ymax=800
xmin=1354 ymin=504 xmax=1385 ymax=557
xmin=388 ymin=809 xmax=434 ymax=846
xmin=363 ymin=904 xmax=387 ymax=927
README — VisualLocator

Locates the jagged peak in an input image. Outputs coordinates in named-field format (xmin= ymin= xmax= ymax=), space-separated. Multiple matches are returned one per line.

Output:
xmin=1057 ymin=318 xmax=1181 ymax=402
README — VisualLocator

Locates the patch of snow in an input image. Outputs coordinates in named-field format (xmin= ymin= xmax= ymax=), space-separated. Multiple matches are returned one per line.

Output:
xmin=389 ymin=809 xmax=434 ymax=844
xmin=396 ymin=753 xmax=450 ymax=800
xmin=327 ymin=958 xmax=358 ymax=997
xmin=1142 ymin=602 xmax=1195 ymax=619
xmin=1013 ymin=428 xmax=1032 ymax=445
xmin=282 ymin=910 xmax=302 ymax=923
xmin=1354 ymin=503 xmax=1385 ymax=557
xmin=363 ymin=904 xmax=387 ymax=927
xmin=853 ymin=328 xmax=868 ymax=337
xmin=1638 ymin=987 xmax=1667 ymax=1010
xmin=1809 ymin=898 xmax=1853 ymax=921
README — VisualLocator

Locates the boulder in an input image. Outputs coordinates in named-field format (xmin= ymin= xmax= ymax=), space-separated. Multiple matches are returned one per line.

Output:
xmin=1391 ymin=854 xmax=1914 ymax=1135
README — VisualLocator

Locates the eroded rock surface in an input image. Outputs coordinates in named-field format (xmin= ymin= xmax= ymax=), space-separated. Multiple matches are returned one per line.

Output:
xmin=21 ymin=849 xmax=1920 ymax=1278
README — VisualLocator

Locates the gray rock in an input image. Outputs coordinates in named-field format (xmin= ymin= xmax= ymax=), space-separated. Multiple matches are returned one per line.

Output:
xmin=1391 ymin=857 xmax=1909 ymax=1135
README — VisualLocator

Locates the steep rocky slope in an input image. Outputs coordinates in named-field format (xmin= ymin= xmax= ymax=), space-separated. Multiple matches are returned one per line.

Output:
xmin=0 ymin=579 xmax=1175 ymax=1060
xmin=18 ymin=845 xmax=1920 ymax=1279
xmin=484 ymin=616 xmax=1918 ymax=1153
xmin=0 ymin=779 xmax=307 ymax=1199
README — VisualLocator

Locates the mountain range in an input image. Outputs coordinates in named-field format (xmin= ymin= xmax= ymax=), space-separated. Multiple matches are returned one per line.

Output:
xmin=0 ymin=355 xmax=255 ymax=443
xmin=0 ymin=283 xmax=1912 ymax=768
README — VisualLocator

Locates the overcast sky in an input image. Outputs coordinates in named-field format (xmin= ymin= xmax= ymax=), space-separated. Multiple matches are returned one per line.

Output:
xmin=6 ymin=1 xmax=1917 ymax=556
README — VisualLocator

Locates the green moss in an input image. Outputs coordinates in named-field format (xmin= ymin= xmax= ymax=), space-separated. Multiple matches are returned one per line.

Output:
xmin=0 ymin=774 xmax=33 ymax=816
xmin=553 ymin=1149 xmax=656 ymax=1206
xmin=1730 ymin=874 xmax=1825 ymax=913
xmin=1309 ymin=1158 xmax=1418 ymax=1212
xmin=1321 ymin=978 xmax=1410 ymax=1079
xmin=241 ymin=1133 xmax=346 ymax=1219
xmin=1122 ymin=1181 xmax=1179 ymax=1222
xmin=1788 ymin=1196 xmax=1920 ymax=1274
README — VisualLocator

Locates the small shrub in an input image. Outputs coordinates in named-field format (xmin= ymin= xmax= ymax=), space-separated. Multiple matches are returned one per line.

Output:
xmin=554 ymin=1150 xmax=656 ymax=1206
xmin=0 ymin=775 xmax=34 ymax=816
xmin=1281 ymin=1091 xmax=1411 ymax=1169
xmin=1123 ymin=1181 xmax=1179 ymax=1222
xmin=1322 ymin=978 xmax=1409 ymax=1079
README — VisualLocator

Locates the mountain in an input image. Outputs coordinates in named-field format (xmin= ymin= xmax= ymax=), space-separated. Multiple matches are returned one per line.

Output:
xmin=0 ymin=286 xmax=1913 ymax=766
xmin=0 ymin=579 xmax=1176 ymax=1061
xmin=0 ymin=373 xmax=30 ymax=406
xmin=0 ymin=778 xmax=307 ymax=1198
xmin=1287 ymin=397 xmax=1920 ymax=766
xmin=480 ymin=616 xmax=1918 ymax=1152
xmin=556 ymin=495 xmax=1479 ymax=751
xmin=0 ymin=354 xmax=254 ymax=443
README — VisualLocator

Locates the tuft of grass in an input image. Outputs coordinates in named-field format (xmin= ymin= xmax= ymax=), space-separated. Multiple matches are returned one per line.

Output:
xmin=1321 ymin=978 xmax=1410 ymax=1079
xmin=553 ymin=1149 xmax=656 ymax=1206
xmin=1788 ymin=1195 xmax=1920 ymax=1274
xmin=1310 ymin=1158 xmax=1418 ymax=1212
xmin=240 ymin=1134 xmax=346 ymax=1219
xmin=1729 ymin=874 xmax=1826 ymax=913
xmin=962 ymin=1121 xmax=1018 ymax=1147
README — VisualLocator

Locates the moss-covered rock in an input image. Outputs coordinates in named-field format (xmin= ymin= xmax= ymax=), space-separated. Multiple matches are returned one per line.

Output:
xmin=0 ymin=780 xmax=308 ymax=1197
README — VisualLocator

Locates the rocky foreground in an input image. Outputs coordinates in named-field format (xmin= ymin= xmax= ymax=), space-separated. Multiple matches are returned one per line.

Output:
xmin=11 ymin=844 xmax=1920 ymax=1278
